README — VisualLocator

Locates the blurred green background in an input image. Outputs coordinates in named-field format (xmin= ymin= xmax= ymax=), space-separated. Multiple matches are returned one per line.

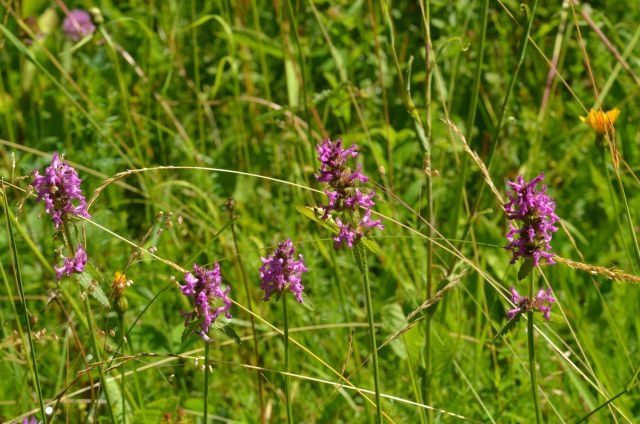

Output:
xmin=1 ymin=0 xmax=640 ymax=422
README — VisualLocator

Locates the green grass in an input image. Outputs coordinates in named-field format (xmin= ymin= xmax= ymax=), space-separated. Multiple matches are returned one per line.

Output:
xmin=2 ymin=0 xmax=640 ymax=422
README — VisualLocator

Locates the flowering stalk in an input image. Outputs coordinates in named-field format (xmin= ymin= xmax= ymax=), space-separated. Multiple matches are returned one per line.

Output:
xmin=503 ymin=173 xmax=558 ymax=422
xmin=62 ymin=223 xmax=117 ymax=424
xmin=527 ymin=274 xmax=543 ymax=424
xmin=204 ymin=341 xmax=210 ymax=423
xmin=120 ymin=312 xmax=126 ymax=424
xmin=259 ymin=240 xmax=308 ymax=423
xmin=180 ymin=263 xmax=232 ymax=423
xmin=353 ymin=239 xmax=382 ymax=423
xmin=113 ymin=272 xmax=130 ymax=424
xmin=315 ymin=139 xmax=383 ymax=422
xmin=282 ymin=291 xmax=293 ymax=424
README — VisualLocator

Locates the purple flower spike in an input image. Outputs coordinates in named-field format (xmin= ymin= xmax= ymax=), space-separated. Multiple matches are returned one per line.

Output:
xmin=54 ymin=244 xmax=87 ymax=281
xmin=506 ymin=286 xmax=555 ymax=321
xmin=63 ymin=9 xmax=96 ymax=42
xmin=504 ymin=172 xmax=559 ymax=266
xmin=181 ymin=263 xmax=231 ymax=341
xmin=315 ymin=138 xmax=383 ymax=250
xmin=260 ymin=239 xmax=308 ymax=303
xmin=32 ymin=153 xmax=91 ymax=229
xmin=21 ymin=417 xmax=41 ymax=424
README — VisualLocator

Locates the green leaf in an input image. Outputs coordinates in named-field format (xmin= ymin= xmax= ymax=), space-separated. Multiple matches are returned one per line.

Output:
xmin=181 ymin=321 xmax=200 ymax=344
xmin=219 ymin=325 xmax=242 ymax=345
xmin=547 ymin=311 xmax=563 ymax=325
xmin=299 ymin=292 xmax=315 ymax=311
xmin=361 ymin=236 xmax=383 ymax=257
xmin=381 ymin=303 xmax=409 ymax=359
xmin=518 ymin=258 xmax=534 ymax=281
xmin=295 ymin=205 xmax=336 ymax=233
xmin=490 ymin=315 xmax=522 ymax=345
xmin=76 ymin=267 xmax=110 ymax=308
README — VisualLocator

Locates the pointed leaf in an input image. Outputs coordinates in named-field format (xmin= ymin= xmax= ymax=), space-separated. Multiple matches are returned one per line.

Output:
xmin=490 ymin=315 xmax=522 ymax=345
xmin=219 ymin=325 xmax=242 ymax=345
xmin=518 ymin=258 xmax=534 ymax=281
xmin=295 ymin=205 xmax=336 ymax=233
xmin=76 ymin=268 xmax=110 ymax=308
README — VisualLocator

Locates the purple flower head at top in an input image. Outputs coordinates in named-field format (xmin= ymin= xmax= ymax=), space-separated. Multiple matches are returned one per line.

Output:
xmin=316 ymin=138 xmax=370 ymax=217
xmin=506 ymin=286 xmax=555 ymax=321
xmin=63 ymin=9 xmax=96 ymax=42
xmin=181 ymin=263 xmax=231 ymax=341
xmin=32 ymin=153 xmax=91 ymax=229
xmin=54 ymin=244 xmax=87 ymax=281
xmin=315 ymin=138 xmax=384 ymax=250
xmin=504 ymin=172 xmax=559 ymax=266
xmin=259 ymin=239 xmax=309 ymax=303
xmin=20 ymin=417 xmax=41 ymax=424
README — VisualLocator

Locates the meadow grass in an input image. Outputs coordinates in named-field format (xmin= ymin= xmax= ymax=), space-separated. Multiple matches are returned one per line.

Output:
xmin=1 ymin=0 xmax=640 ymax=422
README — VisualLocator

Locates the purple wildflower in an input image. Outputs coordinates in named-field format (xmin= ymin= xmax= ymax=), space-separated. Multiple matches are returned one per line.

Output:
xmin=504 ymin=172 xmax=559 ymax=266
xmin=19 ymin=417 xmax=41 ymax=424
xmin=181 ymin=263 xmax=232 ymax=341
xmin=506 ymin=287 xmax=555 ymax=321
xmin=54 ymin=244 xmax=87 ymax=281
xmin=32 ymin=153 xmax=91 ymax=229
xmin=259 ymin=239 xmax=309 ymax=303
xmin=315 ymin=138 xmax=383 ymax=249
xmin=63 ymin=9 xmax=96 ymax=42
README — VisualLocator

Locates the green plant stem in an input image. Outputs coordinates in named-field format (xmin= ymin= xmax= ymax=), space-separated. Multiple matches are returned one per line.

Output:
xmin=528 ymin=273 xmax=542 ymax=424
xmin=353 ymin=240 xmax=382 ymax=424
xmin=83 ymin=295 xmax=117 ymax=423
xmin=612 ymin=164 xmax=640 ymax=268
xmin=62 ymin=223 xmax=117 ymax=423
xmin=283 ymin=294 xmax=294 ymax=424
xmin=576 ymin=360 xmax=640 ymax=422
xmin=420 ymin=1 xmax=434 ymax=420
xmin=2 ymin=183 xmax=47 ymax=423
xmin=204 ymin=341 xmax=210 ymax=423
xmin=120 ymin=312 xmax=126 ymax=424
xmin=601 ymin=146 xmax=636 ymax=271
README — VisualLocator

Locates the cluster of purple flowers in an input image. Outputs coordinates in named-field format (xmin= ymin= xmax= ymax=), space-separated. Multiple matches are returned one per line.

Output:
xmin=259 ymin=239 xmax=308 ymax=303
xmin=506 ymin=287 xmax=555 ymax=321
xmin=63 ymin=9 xmax=96 ymax=42
xmin=504 ymin=173 xmax=560 ymax=321
xmin=32 ymin=153 xmax=90 ymax=280
xmin=504 ymin=172 xmax=559 ymax=266
xmin=315 ymin=138 xmax=383 ymax=249
xmin=32 ymin=152 xmax=91 ymax=229
xmin=181 ymin=263 xmax=232 ymax=341
xmin=54 ymin=245 xmax=87 ymax=281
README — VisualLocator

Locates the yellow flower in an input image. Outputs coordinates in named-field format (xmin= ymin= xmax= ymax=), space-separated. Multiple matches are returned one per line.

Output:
xmin=112 ymin=271 xmax=128 ymax=297
xmin=580 ymin=108 xmax=620 ymax=134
